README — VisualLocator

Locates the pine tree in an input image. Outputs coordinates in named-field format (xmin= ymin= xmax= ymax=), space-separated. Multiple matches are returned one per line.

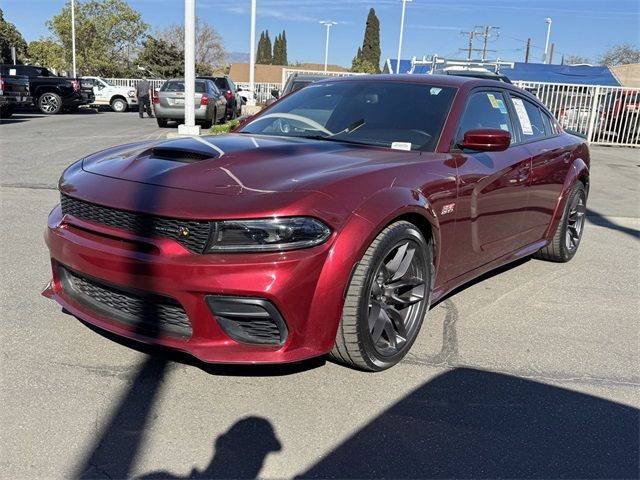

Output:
xmin=281 ymin=30 xmax=288 ymax=66
xmin=256 ymin=30 xmax=273 ymax=64
xmin=353 ymin=8 xmax=381 ymax=73
xmin=273 ymin=33 xmax=282 ymax=65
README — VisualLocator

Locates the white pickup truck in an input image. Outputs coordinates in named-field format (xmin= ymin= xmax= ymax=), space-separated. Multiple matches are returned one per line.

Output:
xmin=81 ymin=76 xmax=138 ymax=112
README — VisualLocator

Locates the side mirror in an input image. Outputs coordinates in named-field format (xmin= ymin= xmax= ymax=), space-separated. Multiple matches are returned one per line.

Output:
xmin=271 ymin=89 xmax=280 ymax=99
xmin=237 ymin=86 xmax=243 ymax=92
xmin=458 ymin=128 xmax=511 ymax=152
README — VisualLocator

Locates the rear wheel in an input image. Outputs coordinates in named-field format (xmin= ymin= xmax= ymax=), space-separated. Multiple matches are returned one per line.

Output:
xmin=111 ymin=97 xmax=128 ymax=112
xmin=535 ymin=181 xmax=587 ymax=262
xmin=156 ymin=118 xmax=169 ymax=128
xmin=330 ymin=221 xmax=432 ymax=371
xmin=38 ymin=93 xmax=62 ymax=114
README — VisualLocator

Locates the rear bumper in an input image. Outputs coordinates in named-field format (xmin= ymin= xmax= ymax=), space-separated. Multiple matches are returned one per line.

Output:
xmin=44 ymin=204 xmax=342 ymax=364
xmin=62 ymin=92 xmax=94 ymax=106
xmin=153 ymin=104 xmax=210 ymax=120
xmin=0 ymin=94 xmax=31 ymax=107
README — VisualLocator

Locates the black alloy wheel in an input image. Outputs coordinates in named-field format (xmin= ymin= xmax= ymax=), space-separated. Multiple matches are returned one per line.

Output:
xmin=331 ymin=221 xmax=432 ymax=371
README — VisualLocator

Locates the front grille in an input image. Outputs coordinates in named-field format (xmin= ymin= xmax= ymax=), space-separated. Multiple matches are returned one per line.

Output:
xmin=59 ymin=265 xmax=192 ymax=339
xmin=205 ymin=296 xmax=288 ymax=345
xmin=60 ymin=194 xmax=211 ymax=253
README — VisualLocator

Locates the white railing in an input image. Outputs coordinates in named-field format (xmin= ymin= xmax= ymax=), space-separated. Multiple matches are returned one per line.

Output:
xmin=235 ymin=82 xmax=281 ymax=104
xmin=513 ymin=81 xmax=639 ymax=147
xmin=104 ymin=78 xmax=166 ymax=89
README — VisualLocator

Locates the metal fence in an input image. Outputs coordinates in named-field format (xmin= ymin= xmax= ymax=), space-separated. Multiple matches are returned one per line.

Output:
xmin=234 ymin=82 xmax=280 ymax=103
xmin=104 ymin=78 xmax=166 ymax=89
xmin=512 ymin=81 xmax=639 ymax=147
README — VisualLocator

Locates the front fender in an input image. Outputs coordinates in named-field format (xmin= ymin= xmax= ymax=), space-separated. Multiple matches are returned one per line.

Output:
xmin=544 ymin=157 xmax=589 ymax=239
xmin=303 ymin=187 xmax=440 ymax=354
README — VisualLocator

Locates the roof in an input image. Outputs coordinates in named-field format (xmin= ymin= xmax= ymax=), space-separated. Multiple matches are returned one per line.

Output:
xmin=610 ymin=63 xmax=640 ymax=88
xmin=384 ymin=58 xmax=621 ymax=86
xmin=229 ymin=63 xmax=349 ymax=84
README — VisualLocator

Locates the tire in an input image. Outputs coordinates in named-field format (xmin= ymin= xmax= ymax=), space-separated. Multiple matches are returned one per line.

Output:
xmin=200 ymin=119 xmax=213 ymax=129
xmin=0 ymin=106 xmax=14 ymax=118
xmin=534 ymin=181 xmax=587 ymax=262
xmin=156 ymin=118 xmax=169 ymax=128
xmin=111 ymin=97 xmax=128 ymax=113
xmin=330 ymin=221 xmax=432 ymax=371
xmin=38 ymin=92 xmax=62 ymax=114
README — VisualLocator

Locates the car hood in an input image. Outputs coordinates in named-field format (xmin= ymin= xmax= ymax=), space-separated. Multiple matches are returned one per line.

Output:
xmin=81 ymin=134 xmax=422 ymax=196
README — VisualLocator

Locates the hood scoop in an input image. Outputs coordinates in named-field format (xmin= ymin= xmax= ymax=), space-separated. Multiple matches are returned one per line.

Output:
xmin=149 ymin=146 xmax=216 ymax=163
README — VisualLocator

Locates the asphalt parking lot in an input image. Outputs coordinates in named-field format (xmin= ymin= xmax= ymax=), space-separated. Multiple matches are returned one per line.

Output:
xmin=1 ymin=110 xmax=638 ymax=479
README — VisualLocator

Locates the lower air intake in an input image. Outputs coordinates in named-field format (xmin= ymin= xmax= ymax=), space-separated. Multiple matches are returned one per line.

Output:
xmin=205 ymin=296 xmax=288 ymax=345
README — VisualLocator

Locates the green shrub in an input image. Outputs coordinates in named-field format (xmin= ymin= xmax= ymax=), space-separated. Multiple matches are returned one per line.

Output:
xmin=209 ymin=119 xmax=240 ymax=135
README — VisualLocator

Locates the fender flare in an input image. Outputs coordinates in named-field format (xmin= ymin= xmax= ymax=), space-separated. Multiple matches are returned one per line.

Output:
xmin=303 ymin=187 xmax=441 ymax=354
xmin=544 ymin=157 xmax=590 ymax=239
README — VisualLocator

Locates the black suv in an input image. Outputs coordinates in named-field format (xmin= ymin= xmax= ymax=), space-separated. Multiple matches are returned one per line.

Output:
xmin=0 ymin=65 xmax=94 ymax=114
xmin=197 ymin=76 xmax=242 ymax=119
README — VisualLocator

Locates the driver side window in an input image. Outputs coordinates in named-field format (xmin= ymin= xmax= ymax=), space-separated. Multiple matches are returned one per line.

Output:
xmin=457 ymin=91 xmax=514 ymax=143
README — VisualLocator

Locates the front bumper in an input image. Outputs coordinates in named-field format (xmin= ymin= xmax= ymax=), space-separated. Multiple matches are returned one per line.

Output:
xmin=44 ymin=204 xmax=343 ymax=364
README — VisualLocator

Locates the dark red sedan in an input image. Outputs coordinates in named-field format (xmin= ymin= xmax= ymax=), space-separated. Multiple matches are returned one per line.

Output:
xmin=44 ymin=75 xmax=590 ymax=371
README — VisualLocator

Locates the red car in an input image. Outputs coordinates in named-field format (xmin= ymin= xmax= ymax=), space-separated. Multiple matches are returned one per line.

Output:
xmin=43 ymin=75 xmax=590 ymax=371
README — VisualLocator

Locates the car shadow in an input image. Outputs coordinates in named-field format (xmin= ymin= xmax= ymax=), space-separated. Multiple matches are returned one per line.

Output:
xmin=299 ymin=368 xmax=640 ymax=479
xmin=78 ymin=365 xmax=637 ymax=480
xmin=587 ymin=208 xmax=639 ymax=240
xmin=0 ymin=114 xmax=47 ymax=124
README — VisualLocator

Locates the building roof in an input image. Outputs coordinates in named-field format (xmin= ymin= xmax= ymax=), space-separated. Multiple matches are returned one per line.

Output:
xmin=229 ymin=63 xmax=349 ymax=84
xmin=610 ymin=63 xmax=640 ymax=88
xmin=384 ymin=58 xmax=621 ymax=86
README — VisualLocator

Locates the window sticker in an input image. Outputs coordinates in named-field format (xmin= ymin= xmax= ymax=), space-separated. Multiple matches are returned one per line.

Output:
xmin=430 ymin=87 xmax=442 ymax=95
xmin=486 ymin=93 xmax=500 ymax=109
xmin=511 ymin=98 xmax=534 ymax=135
xmin=496 ymin=99 xmax=508 ymax=114
xmin=391 ymin=142 xmax=412 ymax=151
xmin=500 ymin=123 xmax=509 ymax=132
xmin=9 ymin=68 xmax=16 ymax=75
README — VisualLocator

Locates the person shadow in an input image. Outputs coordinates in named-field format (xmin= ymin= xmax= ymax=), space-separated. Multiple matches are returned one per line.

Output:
xmin=138 ymin=416 xmax=282 ymax=479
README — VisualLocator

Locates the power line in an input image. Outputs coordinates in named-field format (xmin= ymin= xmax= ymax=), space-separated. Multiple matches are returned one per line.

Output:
xmin=458 ymin=25 xmax=500 ymax=61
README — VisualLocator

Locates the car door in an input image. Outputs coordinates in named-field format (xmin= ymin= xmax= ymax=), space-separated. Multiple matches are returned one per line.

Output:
xmin=509 ymin=94 xmax=572 ymax=244
xmin=448 ymin=89 xmax=532 ymax=278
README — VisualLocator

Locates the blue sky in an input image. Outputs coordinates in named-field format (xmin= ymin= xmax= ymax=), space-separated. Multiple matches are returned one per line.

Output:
xmin=3 ymin=0 xmax=639 ymax=66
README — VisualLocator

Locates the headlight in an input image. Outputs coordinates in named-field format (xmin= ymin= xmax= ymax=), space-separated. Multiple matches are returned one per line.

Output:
xmin=128 ymin=90 xmax=136 ymax=98
xmin=207 ymin=217 xmax=331 ymax=252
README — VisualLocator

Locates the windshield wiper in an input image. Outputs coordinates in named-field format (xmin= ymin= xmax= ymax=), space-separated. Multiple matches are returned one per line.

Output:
xmin=297 ymin=135 xmax=368 ymax=146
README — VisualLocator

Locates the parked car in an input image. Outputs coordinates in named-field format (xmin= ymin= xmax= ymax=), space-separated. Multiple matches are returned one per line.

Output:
xmin=266 ymin=73 xmax=335 ymax=105
xmin=43 ymin=75 xmax=590 ymax=371
xmin=81 ymin=76 xmax=137 ymax=112
xmin=596 ymin=90 xmax=640 ymax=143
xmin=153 ymin=78 xmax=227 ymax=128
xmin=0 ymin=64 xmax=94 ymax=114
xmin=0 ymin=72 xmax=31 ymax=118
xmin=197 ymin=75 xmax=242 ymax=119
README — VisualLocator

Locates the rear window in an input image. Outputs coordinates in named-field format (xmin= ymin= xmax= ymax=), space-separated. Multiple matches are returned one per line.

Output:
xmin=161 ymin=80 xmax=207 ymax=93
xmin=213 ymin=78 xmax=228 ymax=90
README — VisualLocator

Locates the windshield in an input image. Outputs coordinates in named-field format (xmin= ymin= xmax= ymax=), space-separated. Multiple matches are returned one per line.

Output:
xmin=239 ymin=80 xmax=456 ymax=151
xmin=100 ymin=78 xmax=113 ymax=86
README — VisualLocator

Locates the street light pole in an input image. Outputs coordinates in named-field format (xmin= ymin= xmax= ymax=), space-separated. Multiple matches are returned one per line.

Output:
xmin=542 ymin=17 xmax=552 ymax=64
xmin=396 ymin=0 xmax=412 ymax=74
xmin=179 ymin=0 xmax=199 ymax=135
xmin=71 ymin=0 xmax=77 ymax=77
xmin=248 ymin=0 xmax=256 ymax=106
xmin=320 ymin=21 xmax=337 ymax=72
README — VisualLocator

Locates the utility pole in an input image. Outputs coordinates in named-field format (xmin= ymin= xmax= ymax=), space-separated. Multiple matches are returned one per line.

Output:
xmin=524 ymin=37 xmax=531 ymax=63
xmin=474 ymin=25 xmax=499 ymax=61
xmin=460 ymin=30 xmax=477 ymax=61
xmin=549 ymin=42 xmax=555 ymax=64
xmin=459 ymin=26 xmax=498 ymax=61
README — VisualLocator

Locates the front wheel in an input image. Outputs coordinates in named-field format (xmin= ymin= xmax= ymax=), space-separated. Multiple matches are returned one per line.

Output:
xmin=38 ymin=93 xmax=62 ymax=114
xmin=330 ymin=221 xmax=432 ymax=371
xmin=156 ymin=118 xmax=168 ymax=128
xmin=111 ymin=98 xmax=128 ymax=112
xmin=535 ymin=181 xmax=587 ymax=262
